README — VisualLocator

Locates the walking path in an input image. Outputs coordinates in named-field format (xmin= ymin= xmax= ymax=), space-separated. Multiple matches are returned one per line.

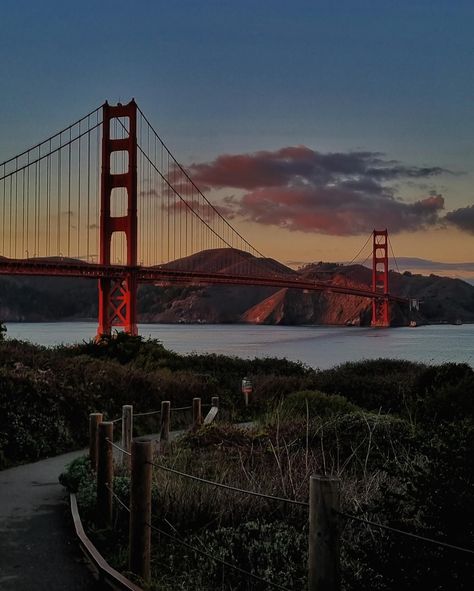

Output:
xmin=0 ymin=450 xmax=98 ymax=591
xmin=0 ymin=417 xmax=251 ymax=590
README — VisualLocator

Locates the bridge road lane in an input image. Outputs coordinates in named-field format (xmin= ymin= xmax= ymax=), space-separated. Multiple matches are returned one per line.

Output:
xmin=0 ymin=449 xmax=99 ymax=590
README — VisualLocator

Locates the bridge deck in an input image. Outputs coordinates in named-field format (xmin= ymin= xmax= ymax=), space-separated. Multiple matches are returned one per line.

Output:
xmin=0 ymin=259 xmax=408 ymax=304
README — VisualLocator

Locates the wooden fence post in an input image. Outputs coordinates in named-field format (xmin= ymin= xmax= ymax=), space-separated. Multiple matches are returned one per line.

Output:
xmin=97 ymin=421 xmax=114 ymax=528
xmin=212 ymin=396 xmax=219 ymax=408
xmin=192 ymin=397 xmax=202 ymax=430
xmin=160 ymin=401 xmax=170 ymax=444
xmin=308 ymin=475 xmax=340 ymax=591
xmin=129 ymin=438 xmax=153 ymax=582
xmin=121 ymin=405 xmax=133 ymax=469
xmin=89 ymin=412 xmax=103 ymax=472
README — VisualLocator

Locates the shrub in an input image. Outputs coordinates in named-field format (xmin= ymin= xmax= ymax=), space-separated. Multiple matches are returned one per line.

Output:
xmin=154 ymin=520 xmax=307 ymax=591
xmin=280 ymin=390 xmax=360 ymax=419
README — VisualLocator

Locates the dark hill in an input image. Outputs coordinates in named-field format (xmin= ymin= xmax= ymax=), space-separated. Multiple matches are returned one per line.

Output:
xmin=1 ymin=249 xmax=474 ymax=325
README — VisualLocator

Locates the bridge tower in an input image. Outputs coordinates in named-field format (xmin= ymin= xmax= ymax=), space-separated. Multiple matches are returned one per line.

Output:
xmin=98 ymin=100 xmax=138 ymax=336
xmin=371 ymin=229 xmax=390 ymax=327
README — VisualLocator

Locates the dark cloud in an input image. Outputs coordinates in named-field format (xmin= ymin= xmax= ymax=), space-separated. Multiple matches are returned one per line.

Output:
xmin=187 ymin=146 xmax=448 ymax=235
xmin=228 ymin=187 xmax=443 ymax=235
xmin=189 ymin=147 xmax=450 ymax=191
xmin=445 ymin=205 xmax=474 ymax=234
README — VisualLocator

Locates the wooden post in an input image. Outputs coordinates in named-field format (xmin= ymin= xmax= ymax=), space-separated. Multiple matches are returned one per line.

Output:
xmin=160 ymin=401 xmax=170 ymax=444
xmin=89 ymin=412 xmax=103 ymax=472
xmin=121 ymin=405 xmax=133 ymax=469
xmin=212 ymin=396 xmax=219 ymax=408
xmin=97 ymin=421 xmax=114 ymax=528
xmin=308 ymin=475 xmax=340 ymax=591
xmin=129 ymin=438 xmax=153 ymax=582
xmin=192 ymin=397 xmax=202 ymax=430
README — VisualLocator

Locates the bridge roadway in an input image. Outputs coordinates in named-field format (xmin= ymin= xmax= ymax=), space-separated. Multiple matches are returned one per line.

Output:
xmin=0 ymin=258 xmax=409 ymax=305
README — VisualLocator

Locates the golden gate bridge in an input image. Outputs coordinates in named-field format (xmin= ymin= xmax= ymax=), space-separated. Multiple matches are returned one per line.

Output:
xmin=0 ymin=100 xmax=408 ymax=335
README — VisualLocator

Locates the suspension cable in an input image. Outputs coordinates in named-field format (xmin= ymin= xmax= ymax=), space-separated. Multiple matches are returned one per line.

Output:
xmin=388 ymin=237 xmax=401 ymax=274
xmin=345 ymin=233 xmax=372 ymax=266
xmin=0 ymin=105 xmax=102 ymax=169
xmin=0 ymin=122 xmax=102 ymax=183
xmin=137 ymin=107 xmax=267 ymax=259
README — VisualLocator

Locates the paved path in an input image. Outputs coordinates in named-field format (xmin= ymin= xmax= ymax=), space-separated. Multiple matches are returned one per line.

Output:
xmin=0 ymin=450 xmax=98 ymax=591
xmin=0 ymin=415 xmax=251 ymax=590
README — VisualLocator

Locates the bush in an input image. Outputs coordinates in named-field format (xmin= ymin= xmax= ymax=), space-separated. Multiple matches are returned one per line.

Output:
xmin=155 ymin=520 xmax=307 ymax=591
xmin=313 ymin=358 xmax=426 ymax=417
xmin=280 ymin=390 xmax=360 ymax=419
xmin=59 ymin=455 xmax=92 ymax=492
xmin=349 ymin=420 xmax=474 ymax=590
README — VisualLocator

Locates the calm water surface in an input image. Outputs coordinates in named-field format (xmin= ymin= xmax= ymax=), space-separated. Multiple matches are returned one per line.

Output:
xmin=4 ymin=322 xmax=474 ymax=369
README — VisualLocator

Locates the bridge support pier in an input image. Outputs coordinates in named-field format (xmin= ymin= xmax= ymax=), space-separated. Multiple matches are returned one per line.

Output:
xmin=371 ymin=229 xmax=390 ymax=327
xmin=98 ymin=100 xmax=138 ymax=337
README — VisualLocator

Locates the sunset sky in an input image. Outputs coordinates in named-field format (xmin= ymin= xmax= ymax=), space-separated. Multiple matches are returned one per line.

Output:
xmin=1 ymin=1 xmax=473 ymax=278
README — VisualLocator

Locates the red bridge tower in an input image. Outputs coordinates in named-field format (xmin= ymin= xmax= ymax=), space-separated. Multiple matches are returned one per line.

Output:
xmin=98 ymin=100 xmax=138 ymax=336
xmin=371 ymin=229 xmax=390 ymax=327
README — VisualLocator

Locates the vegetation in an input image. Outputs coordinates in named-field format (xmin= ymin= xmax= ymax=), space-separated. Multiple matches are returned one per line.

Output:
xmin=1 ymin=332 xmax=472 ymax=588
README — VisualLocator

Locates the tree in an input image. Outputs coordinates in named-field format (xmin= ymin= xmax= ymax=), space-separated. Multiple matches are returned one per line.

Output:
xmin=0 ymin=322 xmax=6 ymax=341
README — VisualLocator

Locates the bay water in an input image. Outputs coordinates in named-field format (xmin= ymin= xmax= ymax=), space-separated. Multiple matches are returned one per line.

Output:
xmin=4 ymin=322 xmax=474 ymax=370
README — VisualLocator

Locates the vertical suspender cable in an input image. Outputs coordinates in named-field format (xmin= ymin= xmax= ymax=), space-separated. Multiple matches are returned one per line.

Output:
xmin=87 ymin=118 xmax=91 ymax=261
xmin=77 ymin=121 xmax=81 ymax=258
xmin=26 ymin=155 xmax=30 ymax=257
xmin=57 ymin=137 xmax=62 ymax=256
xmin=21 ymin=168 xmax=25 ymax=257
xmin=33 ymin=161 xmax=38 ymax=257
xmin=67 ymin=129 xmax=72 ymax=257
xmin=14 ymin=160 xmax=18 ymax=257
xmin=2 ymin=164 xmax=5 ymax=254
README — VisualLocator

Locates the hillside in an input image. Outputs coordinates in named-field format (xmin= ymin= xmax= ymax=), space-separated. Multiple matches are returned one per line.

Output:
xmin=1 ymin=249 xmax=474 ymax=325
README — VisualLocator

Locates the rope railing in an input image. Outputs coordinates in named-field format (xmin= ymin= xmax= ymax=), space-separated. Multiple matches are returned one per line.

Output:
xmin=101 ymin=438 xmax=474 ymax=559
xmin=148 ymin=459 xmax=309 ymax=507
xmin=146 ymin=522 xmax=293 ymax=591
xmin=105 ymin=483 xmax=131 ymax=513
xmin=90 ymin=404 xmax=472 ymax=591
xmin=106 ymin=438 xmax=131 ymax=457
xmin=337 ymin=510 xmax=474 ymax=556
xmin=105 ymin=484 xmax=292 ymax=591
xmin=133 ymin=409 xmax=161 ymax=417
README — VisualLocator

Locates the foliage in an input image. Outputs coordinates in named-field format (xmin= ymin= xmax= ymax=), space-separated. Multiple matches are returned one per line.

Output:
xmin=279 ymin=389 xmax=360 ymax=419
xmin=153 ymin=521 xmax=307 ymax=591
xmin=59 ymin=455 xmax=92 ymax=492
xmin=344 ymin=420 xmax=474 ymax=590
xmin=0 ymin=336 xmax=313 ymax=466
xmin=5 ymin=335 xmax=474 ymax=589
xmin=312 ymin=358 xmax=425 ymax=415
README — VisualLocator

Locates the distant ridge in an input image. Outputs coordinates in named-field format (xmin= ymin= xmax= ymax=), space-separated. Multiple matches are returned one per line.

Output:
xmin=1 ymin=249 xmax=474 ymax=325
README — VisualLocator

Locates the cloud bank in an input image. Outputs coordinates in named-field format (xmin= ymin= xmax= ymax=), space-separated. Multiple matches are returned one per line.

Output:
xmin=445 ymin=205 xmax=474 ymax=235
xmin=188 ymin=147 xmax=449 ymax=236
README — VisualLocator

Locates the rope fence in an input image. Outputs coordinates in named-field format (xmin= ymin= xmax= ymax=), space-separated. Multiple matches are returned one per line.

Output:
xmin=104 ymin=480 xmax=292 ymax=591
xmin=148 ymin=459 xmax=309 ymax=507
xmin=89 ymin=399 xmax=474 ymax=591
xmin=146 ymin=522 xmax=292 ymax=591
xmin=337 ymin=510 xmax=474 ymax=556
